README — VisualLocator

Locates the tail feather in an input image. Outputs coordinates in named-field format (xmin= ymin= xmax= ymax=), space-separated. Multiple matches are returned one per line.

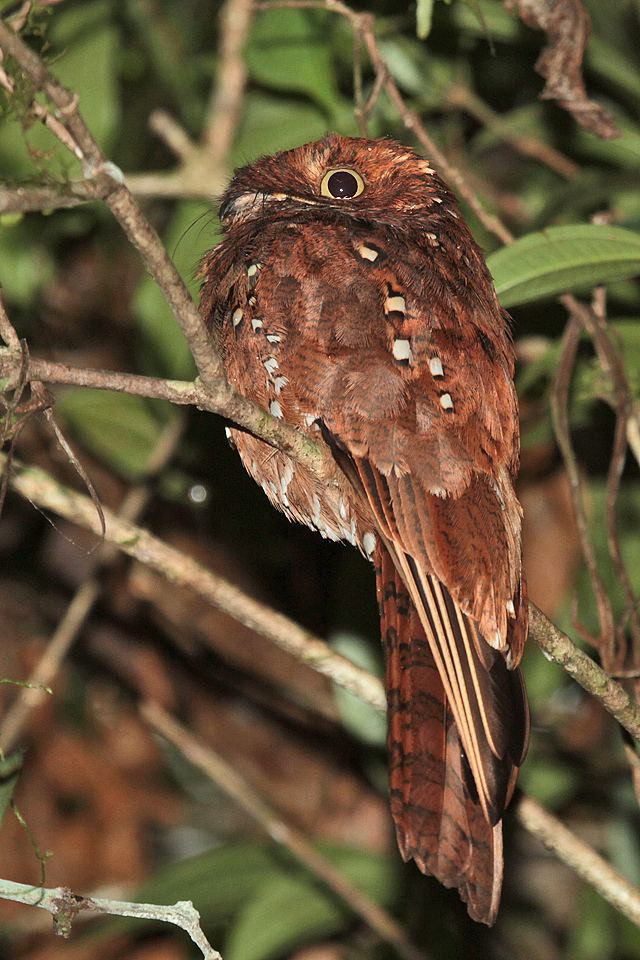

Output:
xmin=376 ymin=544 xmax=526 ymax=925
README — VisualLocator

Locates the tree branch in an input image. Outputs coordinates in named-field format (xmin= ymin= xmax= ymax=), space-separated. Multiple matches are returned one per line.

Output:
xmin=517 ymin=796 xmax=640 ymax=926
xmin=3 ymin=451 xmax=639 ymax=741
xmin=0 ymin=879 xmax=221 ymax=959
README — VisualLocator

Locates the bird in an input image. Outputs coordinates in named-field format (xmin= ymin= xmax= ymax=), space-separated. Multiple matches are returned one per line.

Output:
xmin=200 ymin=134 xmax=529 ymax=925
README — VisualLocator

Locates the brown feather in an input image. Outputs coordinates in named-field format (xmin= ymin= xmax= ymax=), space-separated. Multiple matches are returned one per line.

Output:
xmin=377 ymin=545 xmax=504 ymax=924
xmin=201 ymin=134 xmax=530 ymax=924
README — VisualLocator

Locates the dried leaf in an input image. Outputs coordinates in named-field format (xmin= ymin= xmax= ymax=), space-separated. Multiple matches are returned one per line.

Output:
xmin=506 ymin=0 xmax=620 ymax=139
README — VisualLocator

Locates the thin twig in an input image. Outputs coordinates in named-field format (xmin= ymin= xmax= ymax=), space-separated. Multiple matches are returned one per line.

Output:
xmin=550 ymin=311 xmax=615 ymax=660
xmin=204 ymin=0 xmax=254 ymax=164
xmin=143 ymin=701 xmax=427 ymax=960
xmin=0 ymin=879 xmax=221 ymax=959
xmin=445 ymin=83 xmax=579 ymax=180
xmin=517 ymin=796 xmax=640 ymax=926
xmin=0 ymin=349 xmax=335 ymax=482
xmin=568 ymin=291 xmax=640 ymax=655
xmin=0 ymin=290 xmax=20 ymax=350
xmin=0 ymin=174 xmax=115 ymax=214
xmin=2 ymin=451 xmax=384 ymax=711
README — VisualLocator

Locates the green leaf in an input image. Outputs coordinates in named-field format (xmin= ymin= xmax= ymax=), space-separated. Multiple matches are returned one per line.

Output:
xmin=57 ymin=389 xmax=172 ymax=482
xmin=232 ymin=93 xmax=330 ymax=165
xmin=134 ymin=200 xmax=211 ymax=380
xmin=488 ymin=225 xmax=640 ymax=308
xmin=135 ymin=843 xmax=279 ymax=928
xmin=245 ymin=9 xmax=342 ymax=117
xmin=416 ymin=0 xmax=434 ymax=39
xmin=87 ymin=843 xmax=284 ymax=943
xmin=329 ymin=633 xmax=386 ymax=746
xmin=0 ymin=752 xmax=24 ymax=828
xmin=577 ymin=116 xmax=640 ymax=171
xmin=225 ymin=845 xmax=395 ymax=960
xmin=49 ymin=1 xmax=120 ymax=151
xmin=0 ymin=221 xmax=54 ymax=307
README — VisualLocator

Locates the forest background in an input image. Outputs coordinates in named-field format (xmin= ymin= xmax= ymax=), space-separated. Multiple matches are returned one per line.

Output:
xmin=1 ymin=1 xmax=640 ymax=958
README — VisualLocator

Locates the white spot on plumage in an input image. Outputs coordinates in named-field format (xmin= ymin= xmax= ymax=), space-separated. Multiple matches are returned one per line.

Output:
xmin=247 ymin=263 xmax=261 ymax=278
xmin=392 ymin=338 xmax=412 ymax=363
xmin=264 ymin=357 xmax=279 ymax=376
xmin=303 ymin=413 xmax=317 ymax=428
xmin=269 ymin=399 xmax=283 ymax=418
xmin=248 ymin=295 xmax=257 ymax=306
xmin=280 ymin=462 xmax=294 ymax=505
xmin=363 ymin=531 xmax=377 ymax=558
xmin=252 ymin=317 xmax=263 ymax=332
xmin=266 ymin=333 xmax=281 ymax=344
xmin=339 ymin=499 xmax=348 ymax=521
xmin=232 ymin=308 xmax=243 ymax=327
xmin=439 ymin=392 xmax=454 ymax=411
xmin=489 ymin=630 xmax=503 ymax=650
xmin=384 ymin=295 xmax=406 ymax=315
xmin=273 ymin=376 xmax=288 ymax=395
xmin=429 ymin=356 xmax=444 ymax=378
xmin=224 ymin=426 xmax=232 ymax=440
xmin=358 ymin=244 xmax=379 ymax=262
xmin=506 ymin=599 xmax=516 ymax=617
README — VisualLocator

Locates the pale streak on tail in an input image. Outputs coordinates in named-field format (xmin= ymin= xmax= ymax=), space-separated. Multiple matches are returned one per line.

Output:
xmin=377 ymin=544 xmax=505 ymax=924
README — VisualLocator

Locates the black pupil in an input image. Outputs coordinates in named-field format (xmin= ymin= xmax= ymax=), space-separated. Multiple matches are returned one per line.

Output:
xmin=327 ymin=170 xmax=359 ymax=199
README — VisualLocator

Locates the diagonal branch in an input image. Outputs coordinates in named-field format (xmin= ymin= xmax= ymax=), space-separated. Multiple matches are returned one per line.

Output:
xmin=3 ymin=450 xmax=639 ymax=740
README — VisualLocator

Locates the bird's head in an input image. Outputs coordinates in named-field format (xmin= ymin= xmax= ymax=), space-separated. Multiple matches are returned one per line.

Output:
xmin=219 ymin=134 xmax=455 ymax=232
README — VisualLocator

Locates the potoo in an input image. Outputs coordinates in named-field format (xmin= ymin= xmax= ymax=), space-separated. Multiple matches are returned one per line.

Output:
xmin=201 ymin=135 xmax=529 ymax=924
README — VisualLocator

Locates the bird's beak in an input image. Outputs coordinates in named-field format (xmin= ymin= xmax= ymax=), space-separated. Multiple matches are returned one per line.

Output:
xmin=220 ymin=190 xmax=321 ymax=225
xmin=219 ymin=190 xmax=291 ymax=225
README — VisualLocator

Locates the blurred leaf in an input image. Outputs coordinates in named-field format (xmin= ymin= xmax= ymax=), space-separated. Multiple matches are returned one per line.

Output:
xmin=225 ymin=845 xmax=395 ymax=960
xmin=133 ymin=200 xmax=213 ymax=380
xmin=416 ymin=0 xmax=435 ymax=39
xmin=233 ymin=93 xmax=330 ymax=163
xmin=134 ymin=843 xmax=280 ymax=928
xmin=49 ymin=1 xmax=120 ymax=150
xmin=329 ymin=633 xmax=386 ymax=746
xmin=587 ymin=35 xmax=640 ymax=103
xmin=518 ymin=757 xmax=576 ymax=808
xmin=246 ymin=9 xmax=342 ymax=118
xmin=451 ymin=0 xmax=520 ymax=42
xmin=567 ymin=886 xmax=615 ymax=960
xmin=576 ymin=116 xmax=640 ymax=170
xmin=489 ymin=225 xmax=640 ymax=307
xmin=57 ymin=389 xmax=172 ymax=482
xmin=0 ymin=220 xmax=54 ymax=306
xmin=0 ymin=752 xmax=23 ymax=828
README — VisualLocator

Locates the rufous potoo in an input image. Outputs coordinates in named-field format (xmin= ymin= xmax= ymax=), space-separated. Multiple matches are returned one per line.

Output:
xmin=200 ymin=135 xmax=529 ymax=924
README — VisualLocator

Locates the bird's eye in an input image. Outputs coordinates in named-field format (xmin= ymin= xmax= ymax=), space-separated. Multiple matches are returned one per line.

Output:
xmin=320 ymin=168 xmax=365 ymax=200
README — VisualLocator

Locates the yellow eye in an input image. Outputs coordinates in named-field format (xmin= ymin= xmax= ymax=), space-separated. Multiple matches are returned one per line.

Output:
xmin=320 ymin=168 xmax=365 ymax=200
